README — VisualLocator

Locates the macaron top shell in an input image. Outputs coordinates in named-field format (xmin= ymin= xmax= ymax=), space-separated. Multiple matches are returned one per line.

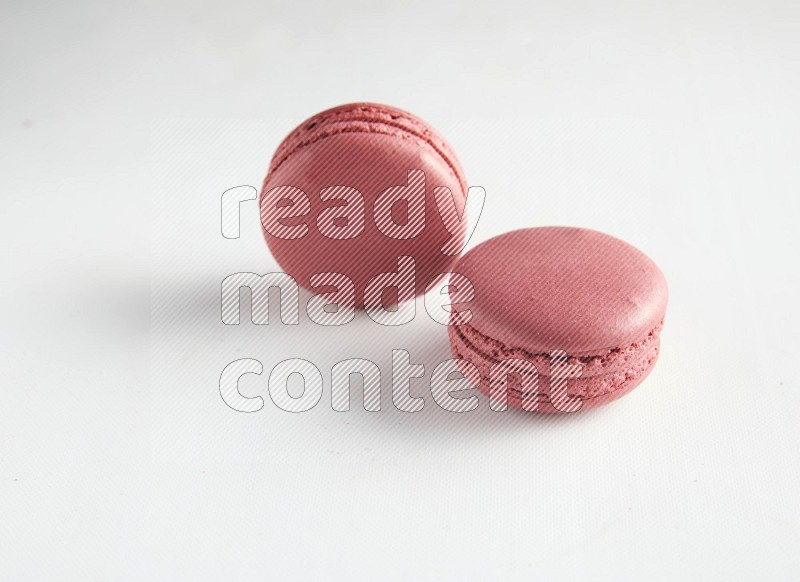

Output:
xmin=268 ymin=103 xmax=467 ymax=194
xmin=454 ymin=227 xmax=668 ymax=355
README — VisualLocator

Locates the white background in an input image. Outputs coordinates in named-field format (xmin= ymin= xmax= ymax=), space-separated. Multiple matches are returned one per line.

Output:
xmin=2 ymin=0 xmax=799 ymax=580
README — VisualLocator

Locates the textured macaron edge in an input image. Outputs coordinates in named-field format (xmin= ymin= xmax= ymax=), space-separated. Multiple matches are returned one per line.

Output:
xmin=451 ymin=319 xmax=664 ymax=378
xmin=266 ymin=102 xmax=467 ymax=195
xmin=448 ymin=319 xmax=663 ymax=409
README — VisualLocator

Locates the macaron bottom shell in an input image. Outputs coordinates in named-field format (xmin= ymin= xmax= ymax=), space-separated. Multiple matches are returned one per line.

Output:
xmin=448 ymin=322 xmax=662 ymax=414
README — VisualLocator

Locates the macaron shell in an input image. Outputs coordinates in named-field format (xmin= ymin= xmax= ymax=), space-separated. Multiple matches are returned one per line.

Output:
xmin=452 ymin=318 xmax=663 ymax=379
xmin=261 ymin=120 xmax=468 ymax=307
xmin=454 ymin=227 xmax=668 ymax=355
xmin=449 ymin=322 xmax=661 ymax=413
xmin=269 ymin=103 xmax=467 ymax=195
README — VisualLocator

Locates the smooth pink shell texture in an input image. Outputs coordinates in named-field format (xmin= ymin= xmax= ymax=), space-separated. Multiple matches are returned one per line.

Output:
xmin=449 ymin=227 xmax=668 ymax=413
xmin=260 ymin=103 xmax=468 ymax=308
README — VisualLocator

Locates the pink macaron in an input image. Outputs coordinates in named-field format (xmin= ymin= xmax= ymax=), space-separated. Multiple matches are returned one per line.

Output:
xmin=259 ymin=103 xmax=468 ymax=309
xmin=448 ymin=227 xmax=668 ymax=413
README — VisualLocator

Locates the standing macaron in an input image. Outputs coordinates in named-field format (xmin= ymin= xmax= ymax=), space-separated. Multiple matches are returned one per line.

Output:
xmin=449 ymin=227 xmax=668 ymax=413
xmin=260 ymin=103 xmax=468 ymax=309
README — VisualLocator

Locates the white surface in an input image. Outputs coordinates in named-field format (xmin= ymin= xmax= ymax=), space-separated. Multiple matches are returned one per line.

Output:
xmin=2 ymin=0 xmax=799 ymax=580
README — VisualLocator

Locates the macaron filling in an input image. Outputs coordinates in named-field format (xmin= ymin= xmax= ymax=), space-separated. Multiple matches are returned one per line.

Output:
xmin=268 ymin=103 xmax=466 ymax=193
xmin=449 ymin=320 xmax=662 ymax=402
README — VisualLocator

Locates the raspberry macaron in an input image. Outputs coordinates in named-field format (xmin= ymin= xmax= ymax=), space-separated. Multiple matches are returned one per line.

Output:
xmin=259 ymin=103 xmax=469 ymax=309
xmin=448 ymin=227 xmax=668 ymax=413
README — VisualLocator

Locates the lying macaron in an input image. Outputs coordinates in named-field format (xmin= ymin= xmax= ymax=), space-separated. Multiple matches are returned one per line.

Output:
xmin=260 ymin=103 xmax=468 ymax=309
xmin=448 ymin=227 xmax=668 ymax=413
